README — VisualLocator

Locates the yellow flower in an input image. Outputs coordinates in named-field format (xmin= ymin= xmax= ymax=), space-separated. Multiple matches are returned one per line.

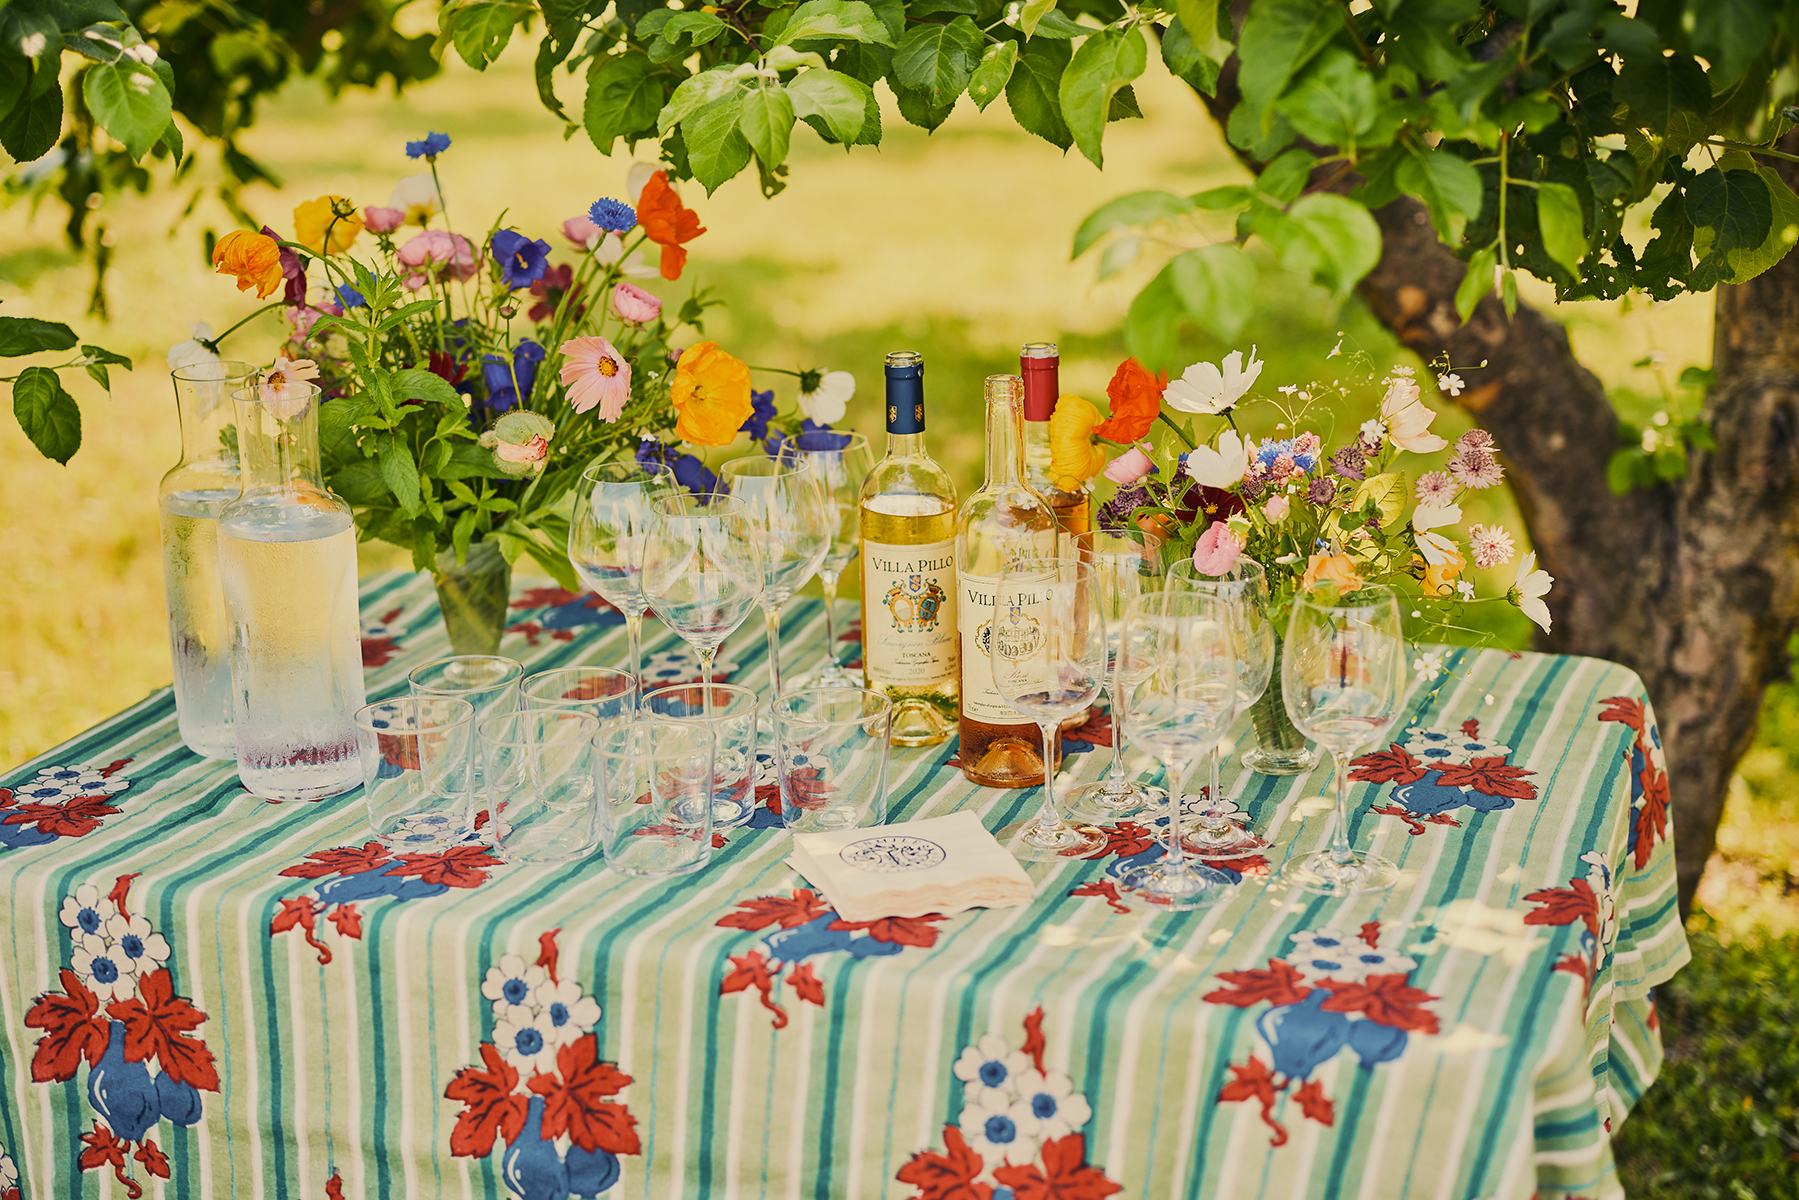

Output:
xmin=210 ymin=229 xmax=284 ymax=298
xmin=670 ymin=341 xmax=752 ymax=447
xmin=293 ymin=195 xmax=363 ymax=255
xmin=1048 ymin=393 xmax=1108 ymax=489
xmin=1422 ymin=546 xmax=1467 ymax=597
xmin=1301 ymin=553 xmax=1361 ymax=592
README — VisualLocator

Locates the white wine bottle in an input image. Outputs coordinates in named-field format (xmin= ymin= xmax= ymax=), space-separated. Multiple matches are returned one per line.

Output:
xmin=858 ymin=351 xmax=959 ymax=746
xmin=956 ymin=375 xmax=1059 ymax=787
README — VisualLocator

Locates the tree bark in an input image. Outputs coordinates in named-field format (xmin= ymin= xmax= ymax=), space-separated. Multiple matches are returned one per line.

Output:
xmin=1195 ymin=64 xmax=1799 ymax=916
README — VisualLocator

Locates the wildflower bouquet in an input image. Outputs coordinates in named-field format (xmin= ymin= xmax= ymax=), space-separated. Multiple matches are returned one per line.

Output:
xmin=196 ymin=133 xmax=823 ymax=603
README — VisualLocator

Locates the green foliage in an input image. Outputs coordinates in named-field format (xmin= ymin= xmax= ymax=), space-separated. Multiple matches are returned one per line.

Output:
xmin=1606 ymin=367 xmax=1718 ymax=495
xmin=0 ymin=311 xmax=128 ymax=461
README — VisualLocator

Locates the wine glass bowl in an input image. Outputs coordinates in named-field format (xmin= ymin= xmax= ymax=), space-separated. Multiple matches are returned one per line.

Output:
xmin=1066 ymin=528 xmax=1167 ymax=821
xmin=776 ymin=431 xmax=873 ymax=689
xmin=716 ymin=456 xmax=832 ymax=698
xmin=641 ymin=493 xmax=763 ymax=692
xmin=569 ymin=461 xmax=678 ymax=685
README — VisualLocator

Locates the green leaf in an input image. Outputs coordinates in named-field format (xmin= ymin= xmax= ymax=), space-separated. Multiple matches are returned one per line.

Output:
xmin=1685 ymin=166 xmax=1774 ymax=256
xmin=0 ymin=55 xmax=26 ymax=115
xmin=910 ymin=0 xmax=978 ymax=15
xmin=766 ymin=45 xmax=828 ymax=72
xmin=786 ymin=69 xmax=872 ymax=143
xmin=392 ymin=367 xmax=461 ymax=407
xmin=685 ymin=93 xmax=753 ymax=193
xmin=1192 ymin=185 xmax=1252 ymax=210
xmin=1174 ymin=0 xmax=1233 ymax=62
xmin=892 ymin=16 xmax=984 ymax=107
xmin=380 ymin=437 xmax=423 ymax=516
xmin=1282 ymin=192 xmax=1381 ymax=297
xmin=1159 ymin=17 xmax=1222 ymax=96
xmin=1535 ymin=181 xmax=1587 ymax=274
xmin=1019 ymin=0 xmax=1057 ymax=39
xmin=0 ymin=67 xmax=60 ymax=161
xmin=1233 ymin=0 xmax=1340 ymax=138
xmin=1696 ymin=157 xmax=1799 ymax=286
xmin=1455 ymin=245 xmax=1497 ymax=324
xmin=1500 ymin=267 xmax=1517 ymax=318
xmin=1058 ymin=25 xmax=1146 ymax=168
xmin=533 ymin=36 xmax=569 ymax=121
xmin=156 ymin=118 xmax=183 ymax=161
xmin=1255 ymin=147 xmax=1317 ymax=203
xmin=1275 ymin=49 xmax=1376 ymax=151
xmin=0 ymin=316 xmax=78 ymax=357
xmin=1028 ymin=10 xmax=1087 ymax=38
xmin=82 ymin=61 xmax=171 ymax=161
xmin=775 ymin=0 xmax=895 ymax=47
xmin=740 ymin=83 xmax=796 ymax=170
xmin=662 ymin=11 xmax=727 ymax=47
xmin=892 ymin=82 xmax=953 ymax=132
xmin=78 ymin=343 xmax=130 ymax=393
xmin=516 ymin=533 xmax=582 ymax=591
xmin=11 ymin=366 xmax=81 ymax=464
xmin=1124 ymin=266 xmax=1184 ymax=371
xmin=1072 ymin=190 xmax=1194 ymax=259
xmin=449 ymin=1 xmax=522 ymax=69
xmin=968 ymin=40 xmax=1017 ymax=111
xmin=1167 ymin=244 xmax=1255 ymax=342
xmin=1005 ymin=35 xmax=1072 ymax=150
xmin=658 ymin=67 xmax=739 ymax=135
xmin=1615 ymin=54 xmax=1711 ymax=136
xmin=1395 ymin=147 xmax=1483 ymax=244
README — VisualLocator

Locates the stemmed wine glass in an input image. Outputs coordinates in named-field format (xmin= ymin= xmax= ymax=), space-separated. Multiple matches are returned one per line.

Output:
xmin=641 ymin=494 xmax=763 ymax=699
xmin=715 ymin=456 xmax=831 ymax=697
xmin=1066 ymin=528 xmax=1167 ymax=821
xmin=1120 ymin=591 xmax=1239 ymax=909
xmin=1278 ymin=582 xmax=1408 ymax=895
xmin=1169 ymin=558 xmax=1275 ymax=858
xmin=568 ymin=461 xmax=677 ymax=684
xmin=990 ymin=554 xmax=1109 ymax=861
xmin=776 ymin=431 xmax=874 ymax=688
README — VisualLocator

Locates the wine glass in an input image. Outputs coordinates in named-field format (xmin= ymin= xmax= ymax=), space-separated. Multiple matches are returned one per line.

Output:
xmin=1278 ymin=582 xmax=1408 ymax=895
xmin=990 ymin=555 xmax=1109 ymax=861
xmin=641 ymin=493 xmax=763 ymax=698
xmin=569 ymin=461 xmax=677 ymax=685
xmin=1168 ymin=557 xmax=1275 ymax=858
xmin=776 ymin=431 xmax=873 ymax=688
xmin=1065 ymin=528 xmax=1167 ymax=821
xmin=1120 ymin=591 xmax=1238 ymax=909
xmin=715 ymin=456 xmax=831 ymax=697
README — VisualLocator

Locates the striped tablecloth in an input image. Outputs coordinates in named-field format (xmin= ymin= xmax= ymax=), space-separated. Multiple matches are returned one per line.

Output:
xmin=0 ymin=572 xmax=1687 ymax=1200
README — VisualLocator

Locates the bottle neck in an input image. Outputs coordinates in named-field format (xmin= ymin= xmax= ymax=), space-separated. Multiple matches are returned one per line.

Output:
xmin=885 ymin=430 xmax=928 ymax=459
xmin=984 ymin=395 xmax=1026 ymax=486
xmin=172 ymin=365 xmax=255 ymax=466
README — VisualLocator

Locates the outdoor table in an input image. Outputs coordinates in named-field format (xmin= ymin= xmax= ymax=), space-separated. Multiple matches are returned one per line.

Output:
xmin=0 ymin=572 xmax=1688 ymax=1200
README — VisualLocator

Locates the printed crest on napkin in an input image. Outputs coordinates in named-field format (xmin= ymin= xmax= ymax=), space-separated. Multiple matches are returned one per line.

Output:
xmin=789 ymin=811 xmax=1034 ymax=922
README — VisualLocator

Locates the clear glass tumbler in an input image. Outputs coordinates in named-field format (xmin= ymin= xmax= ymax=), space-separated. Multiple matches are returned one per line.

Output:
xmin=595 ymin=719 xmax=716 ymax=877
xmin=355 ymin=697 xmax=477 ymax=850
xmin=478 ymin=710 xmax=602 ymax=865
xmin=641 ymin=682 xmax=760 ymax=830
xmin=520 ymin=666 xmax=638 ymax=726
xmin=773 ymin=687 xmax=893 ymax=833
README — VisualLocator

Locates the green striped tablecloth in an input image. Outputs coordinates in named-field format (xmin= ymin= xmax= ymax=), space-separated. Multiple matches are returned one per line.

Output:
xmin=0 ymin=572 xmax=1687 ymax=1200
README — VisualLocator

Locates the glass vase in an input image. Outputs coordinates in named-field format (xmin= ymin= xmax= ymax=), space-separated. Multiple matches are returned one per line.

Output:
xmin=1242 ymin=636 xmax=1320 ymax=776
xmin=434 ymin=540 xmax=512 ymax=656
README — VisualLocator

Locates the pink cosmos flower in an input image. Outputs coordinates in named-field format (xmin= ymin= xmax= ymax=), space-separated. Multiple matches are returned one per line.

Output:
xmin=1415 ymin=470 xmax=1458 ymax=505
xmin=612 ymin=281 xmax=662 ymax=324
xmin=396 ymin=231 xmax=479 ymax=289
xmin=1102 ymin=443 xmax=1156 ymax=486
xmin=495 ymin=435 xmax=549 ymax=465
xmin=1468 ymin=524 xmax=1516 ymax=569
xmin=1449 ymin=446 xmax=1505 ymax=490
xmin=363 ymin=206 xmax=406 ymax=235
xmin=1191 ymin=522 xmax=1243 ymax=576
xmin=561 ymin=215 xmax=600 ymax=250
xmin=559 ymin=336 xmax=632 ymax=420
xmin=1263 ymin=494 xmax=1290 ymax=522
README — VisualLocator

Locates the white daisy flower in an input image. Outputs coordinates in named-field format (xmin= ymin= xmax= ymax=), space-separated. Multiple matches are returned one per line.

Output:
xmin=167 ymin=321 xmax=221 ymax=374
xmin=797 ymin=370 xmax=855 ymax=425
xmin=1010 ymin=1069 xmax=1093 ymax=1141
xmin=58 ymin=884 xmax=118 ymax=939
xmin=952 ymin=1034 xmax=1030 ymax=1100
xmin=103 ymin=913 xmax=171 ymax=974
xmin=72 ymin=937 xmax=139 ymax=1001
xmin=533 ymin=978 xmax=602 ymax=1046
xmin=493 ymin=1008 xmax=561 ymax=1077
xmin=481 ymin=954 xmax=547 ymax=1020
xmin=958 ymin=1086 xmax=1041 ymax=1170
xmin=16 ymin=767 xmax=127 ymax=804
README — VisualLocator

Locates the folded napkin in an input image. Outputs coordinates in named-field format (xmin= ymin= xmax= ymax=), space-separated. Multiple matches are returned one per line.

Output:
xmin=788 ymin=811 xmax=1035 ymax=922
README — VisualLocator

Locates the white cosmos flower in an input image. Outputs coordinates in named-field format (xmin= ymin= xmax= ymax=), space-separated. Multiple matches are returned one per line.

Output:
xmin=1163 ymin=347 xmax=1263 ymax=415
xmin=626 ymin=161 xmax=661 ymax=205
xmin=1010 ymin=1069 xmax=1093 ymax=1141
xmin=167 ymin=321 xmax=221 ymax=373
xmin=1415 ymin=531 xmax=1460 ymax=567
xmin=1512 ymin=551 xmax=1554 ymax=633
xmin=532 ymin=978 xmax=602 ymax=1046
xmin=798 ymin=370 xmax=854 ymax=425
xmin=1182 ymin=429 xmax=1249 ymax=488
xmin=1412 ymin=502 xmax=1462 ymax=565
xmin=1379 ymin=376 xmax=1449 ymax=454
xmin=389 ymin=172 xmax=444 ymax=226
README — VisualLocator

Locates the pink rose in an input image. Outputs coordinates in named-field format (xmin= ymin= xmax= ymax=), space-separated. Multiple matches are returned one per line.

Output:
xmin=363 ymin=206 xmax=405 ymax=235
xmin=561 ymin=215 xmax=600 ymax=250
xmin=1102 ymin=443 xmax=1155 ymax=485
xmin=1263 ymin=495 xmax=1289 ymax=522
xmin=1191 ymin=522 xmax=1243 ymax=576
xmin=494 ymin=434 xmax=549 ymax=465
xmin=396 ymin=231 xmax=479 ymax=289
xmin=612 ymin=281 xmax=661 ymax=325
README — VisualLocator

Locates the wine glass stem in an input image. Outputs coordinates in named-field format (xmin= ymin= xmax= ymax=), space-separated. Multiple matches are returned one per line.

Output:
xmin=1033 ymin=721 xmax=1067 ymax=838
xmin=624 ymin=608 xmax=644 ymax=684
xmin=1103 ymin=686 xmax=1129 ymax=790
xmin=819 ymin=570 xmax=840 ymax=672
xmin=764 ymin=605 xmax=784 ymax=697
xmin=1163 ymin=758 xmax=1190 ymax=871
xmin=1329 ymin=749 xmax=1354 ymax=867
xmin=698 ymin=645 xmax=716 ymax=695
xmin=1203 ymin=743 xmax=1224 ymax=834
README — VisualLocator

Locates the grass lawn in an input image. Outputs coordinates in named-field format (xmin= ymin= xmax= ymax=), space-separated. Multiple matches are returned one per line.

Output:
xmin=2 ymin=31 xmax=1795 ymax=1195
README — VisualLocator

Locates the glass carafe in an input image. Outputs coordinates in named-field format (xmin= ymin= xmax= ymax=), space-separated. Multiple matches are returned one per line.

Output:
xmin=159 ymin=361 xmax=258 ymax=758
xmin=218 ymin=379 xmax=365 ymax=801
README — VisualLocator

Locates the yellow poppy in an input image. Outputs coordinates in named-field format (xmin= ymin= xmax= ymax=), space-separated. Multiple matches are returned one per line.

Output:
xmin=210 ymin=229 xmax=284 ymax=298
xmin=671 ymin=341 xmax=752 ymax=447
xmin=1048 ymin=393 xmax=1108 ymax=489
xmin=293 ymin=195 xmax=363 ymax=255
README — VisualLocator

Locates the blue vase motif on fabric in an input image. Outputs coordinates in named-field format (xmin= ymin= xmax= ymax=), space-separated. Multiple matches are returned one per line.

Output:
xmin=155 ymin=1071 xmax=205 ymax=1126
xmin=564 ymin=1144 xmax=622 ymax=1197
xmin=87 ymin=1021 xmax=160 ymax=1145
xmin=1255 ymin=991 xmax=1352 ymax=1081
xmin=502 ymin=1097 xmax=570 ymax=1200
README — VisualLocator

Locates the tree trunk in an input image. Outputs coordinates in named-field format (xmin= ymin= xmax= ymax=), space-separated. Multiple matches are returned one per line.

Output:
xmin=1195 ymin=63 xmax=1799 ymax=916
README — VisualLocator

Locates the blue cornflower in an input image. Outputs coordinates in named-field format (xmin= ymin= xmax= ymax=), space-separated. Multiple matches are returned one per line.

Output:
xmin=669 ymin=452 xmax=716 ymax=496
xmin=589 ymin=197 xmax=636 ymax=234
xmin=490 ymin=229 xmax=551 ymax=290
xmin=1254 ymin=438 xmax=1294 ymax=469
xmin=793 ymin=419 xmax=852 ymax=452
xmin=335 ymin=284 xmax=366 ymax=309
xmin=406 ymin=131 xmax=452 ymax=159
xmin=740 ymin=388 xmax=777 ymax=442
xmin=482 ymin=339 xmax=546 ymax=412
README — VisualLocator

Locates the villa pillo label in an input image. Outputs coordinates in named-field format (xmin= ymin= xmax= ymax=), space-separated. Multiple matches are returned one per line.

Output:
xmin=861 ymin=537 xmax=956 ymax=689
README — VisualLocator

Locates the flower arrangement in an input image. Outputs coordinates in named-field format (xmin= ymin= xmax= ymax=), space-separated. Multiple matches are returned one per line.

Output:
xmin=190 ymin=132 xmax=847 ymax=605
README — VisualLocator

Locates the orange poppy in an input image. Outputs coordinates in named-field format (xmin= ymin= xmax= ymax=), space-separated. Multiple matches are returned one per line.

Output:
xmin=671 ymin=341 xmax=751 ymax=446
xmin=211 ymin=230 xmax=284 ymax=298
xmin=637 ymin=171 xmax=706 ymax=282
xmin=1092 ymin=357 xmax=1165 ymax=443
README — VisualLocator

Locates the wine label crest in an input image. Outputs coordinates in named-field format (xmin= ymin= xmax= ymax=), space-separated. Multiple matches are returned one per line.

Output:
xmin=861 ymin=537 xmax=957 ymax=688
